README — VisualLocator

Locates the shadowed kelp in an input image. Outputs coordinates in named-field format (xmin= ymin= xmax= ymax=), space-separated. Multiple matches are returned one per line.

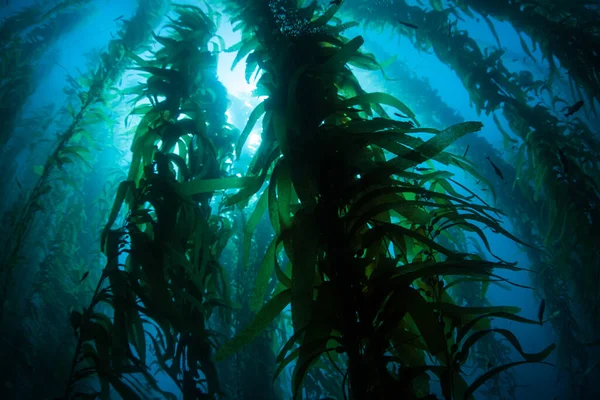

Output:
xmin=212 ymin=1 xmax=554 ymax=398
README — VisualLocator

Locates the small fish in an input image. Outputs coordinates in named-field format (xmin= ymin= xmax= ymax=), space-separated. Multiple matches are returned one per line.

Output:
xmin=113 ymin=15 xmax=124 ymax=22
xmin=394 ymin=112 xmax=409 ymax=119
xmin=486 ymin=156 xmax=504 ymax=180
xmin=463 ymin=145 xmax=470 ymax=158
xmin=538 ymin=299 xmax=546 ymax=325
xmin=329 ymin=0 xmax=342 ymax=5
xmin=415 ymin=167 xmax=432 ymax=172
xmin=487 ymin=362 xmax=492 ymax=369
xmin=398 ymin=20 xmax=419 ymax=29
xmin=80 ymin=271 xmax=89 ymax=283
xmin=563 ymin=100 xmax=584 ymax=117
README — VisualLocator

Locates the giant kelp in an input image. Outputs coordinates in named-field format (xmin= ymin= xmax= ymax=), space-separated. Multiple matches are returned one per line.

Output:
xmin=210 ymin=1 xmax=554 ymax=398
xmin=340 ymin=0 xmax=600 ymax=395
xmin=65 ymin=4 xmax=238 ymax=399
xmin=0 ymin=0 xmax=167 ymax=328
xmin=0 ymin=0 xmax=94 ymax=154
xmin=451 ymin=0 xmax=600 ymax=112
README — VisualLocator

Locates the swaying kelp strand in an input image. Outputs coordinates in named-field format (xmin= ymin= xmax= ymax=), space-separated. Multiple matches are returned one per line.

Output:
xmin=66 ymin=4 xmax=238 ymax=399
xmin=215 ymin=1 xmax=554 ymax=398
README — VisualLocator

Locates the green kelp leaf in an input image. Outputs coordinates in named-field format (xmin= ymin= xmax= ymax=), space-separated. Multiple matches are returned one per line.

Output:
xmin=245 ymin=52 xmax=259 ymax=84
xmin=292 ymin=283 xmax=338 ymax=398
xmin=392 ymin=121 xmax=483 ymax=170
xmin=231 ymin=36 xmax=259 ymax=71
xmin=214 ymin=289 xmax=291 ymax=361
xmin=341 ymin=92 xmax=420 ymax=126
xmin=101 ymin=180 xmax=135 ymax=251
xmin=312 ymin=1 xmax=342 ymax=27
xmin=519 ymin=34 xmax=536 ymax=63
xmin=236 ymin=101 xmax=265 ymax=159
xmin=274 ymin=347 xmax=301 ymax=384
xmin=268 ymin=159 xmax=283 ymax=234
xmin=404 ymin=287 xmax=447 ymax=359
xmin=461 ymin=328 xmax=555 ymax=364
xmin=387 ymin=259 xmax=523 ymax=288
xmin=127 ymin=311 xmax=146 ymax=365
xmin=250 ymin=235 xmax=278 ymax=312
xmin=362 ymin=222 xmax=453 ymax=258
xmin=456 ymin=311 xmax=541 ymax=344
xmin=457 ymin=212 xmax=538 ymax=252
xmin=224 ymin=146 xmax=281 ymax=207
xmin=291 ymin=209 xmax=319 ymax=333
xmin=33 ymin=165 xmax=44 ymax=176
xmin=324 ymin=36 xmax=364 ymax=68
xmin=482 ymin=15 xmax=501 ymax=48
xmin=451 ymin=157 xmax=497 ymax=202
xmin=244 ymin=188 xmax=268 ymax=270
xmin=465 ymin=359 xmax=554 ymax=399
xmin=433 ymin=303 xmax=521 ymax=317
xmin=177 ymin=176 xmax=254 ymax=197
xmin=109 ymin=376 xmax=143 ymax=400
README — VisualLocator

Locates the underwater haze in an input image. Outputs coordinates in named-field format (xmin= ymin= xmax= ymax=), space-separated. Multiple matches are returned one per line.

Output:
xmin=1 ymin=0 xmax=599 ymax=399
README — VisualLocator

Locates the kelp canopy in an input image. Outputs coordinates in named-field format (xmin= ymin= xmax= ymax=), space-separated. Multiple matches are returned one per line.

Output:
xmin=0 ymin=0 xmax=598 ymax=399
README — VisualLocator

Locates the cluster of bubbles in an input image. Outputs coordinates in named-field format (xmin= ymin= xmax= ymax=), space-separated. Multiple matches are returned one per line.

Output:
xmin=268 ymin=0 xmax=326 ymax=38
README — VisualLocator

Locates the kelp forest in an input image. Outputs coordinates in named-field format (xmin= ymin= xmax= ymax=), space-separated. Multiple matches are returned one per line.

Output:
xmin=0 ymin=0 xmax=599 ymax=399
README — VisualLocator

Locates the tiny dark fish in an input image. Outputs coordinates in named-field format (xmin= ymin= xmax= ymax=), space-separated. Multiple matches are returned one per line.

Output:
xmin=463 ymin=145 xmax=470 ymax=158
xmin=564 ymin=100 xmax=584 ymax=117
xmin=486 ymin=156 xmax=504 ymax=180
xmin=398 ymin=20 xmax=419 ymax=29
xmin=80 ymin=271 xmax=90 ymax=283
xmin=415 ymin=167 xmax=431 ymax=172
xmin=329 ymin=0 xmax=342 ymax=5
xmin=538 ymin=299 xmax=546 ymax=325
xmin=487 ymin=362 xmax=492 ymax=369
xmin=113 ymin=15 xmax=124 ymax=22
xmin=394 ymin=112 xmax=409 ymax=119
xmin=476 ymin=179 xmax=481 ymax=185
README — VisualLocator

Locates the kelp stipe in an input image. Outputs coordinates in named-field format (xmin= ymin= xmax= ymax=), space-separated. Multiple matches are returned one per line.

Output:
xmin=213 ymin=1 xmax=554 ymax=398
xmin=65 ymin=4 xmax=236 ymax=399
xmin=0 ymin=0 xmax=167 ymax=333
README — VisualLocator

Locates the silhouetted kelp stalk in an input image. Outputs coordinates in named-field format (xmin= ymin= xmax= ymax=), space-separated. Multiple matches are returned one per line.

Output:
xmin=0 ymin=0 xmax=94 ymax=153
xmin=0 ymin=0 xmax=168 ymax=335
xmin=65 ymin=3 xmax=243 ymax=399
xmin=451 ymin=0 xmax=600 ymax=113
xmin=210 ymin=1 xmax=555 ymax=398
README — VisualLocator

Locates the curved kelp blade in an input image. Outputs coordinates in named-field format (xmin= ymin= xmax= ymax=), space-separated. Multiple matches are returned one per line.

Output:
xmin=214 ymin=289 xmax=291 ymax=361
